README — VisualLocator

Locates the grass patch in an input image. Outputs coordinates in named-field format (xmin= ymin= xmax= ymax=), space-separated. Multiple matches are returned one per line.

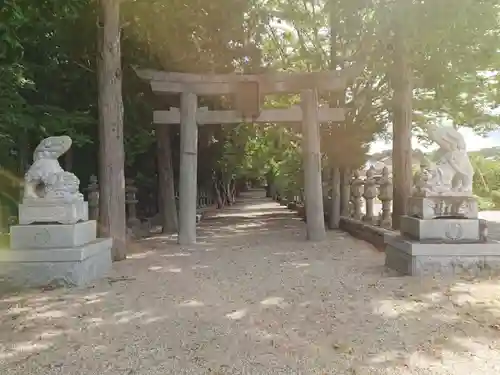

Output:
xmin=478 ymin=196 xmax=495 ymax=211
xmin=0 ymin=233 xmax=10 ymax=249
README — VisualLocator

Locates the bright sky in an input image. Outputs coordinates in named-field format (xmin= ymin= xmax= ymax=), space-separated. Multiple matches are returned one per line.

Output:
xmin=369 ymin=128 xmax=500 ymax=154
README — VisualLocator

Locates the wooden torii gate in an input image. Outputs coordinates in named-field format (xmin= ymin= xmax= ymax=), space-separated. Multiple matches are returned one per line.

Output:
xmin=136 ymin=66 xmax=362 ymax=245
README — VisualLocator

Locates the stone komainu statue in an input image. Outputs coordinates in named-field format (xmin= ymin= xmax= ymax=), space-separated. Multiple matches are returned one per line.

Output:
xmin=23 ymin=136 xmax=83 ymax=202
xmin=413 ymin=123 xmax=474 ymax=196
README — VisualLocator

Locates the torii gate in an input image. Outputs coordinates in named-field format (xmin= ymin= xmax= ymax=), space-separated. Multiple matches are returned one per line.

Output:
xmin=136 ymin=66 xmax=362 ymax=245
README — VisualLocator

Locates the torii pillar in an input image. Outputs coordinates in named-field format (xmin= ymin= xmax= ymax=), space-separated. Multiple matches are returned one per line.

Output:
xmin=135 ymin=63 xmax=364 ymax=245
xmin=178 ymin=92 xmax=198 ymax=245
xmin=301 ymin=89 xmax=326 ymax=241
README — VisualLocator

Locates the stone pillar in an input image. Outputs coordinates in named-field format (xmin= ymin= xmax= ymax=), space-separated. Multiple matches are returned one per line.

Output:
xmin=301 ymin=89 xmax=326 ymax=241
xmin=196 ymin=191 xmax=201 ymax=209
xmin=178 ymin=92 xmax=198 ymax=245
xmin=199 ymin=190 xmax=206 ymax=208
xmin=87 ymin=175 xmax=100 ymax=221
xmin=329 ymin=167 xmax=341 ymax=229
xmin=378 ymin=166 xmax=393 ymax=228
xmin=351 ymin=170 xmax=364 ymax=220
xmin=363 ymin=166 xmax=377 ymax=224
xmin=125 ymin=178 xmax=140 ymax=228
xmin=340 ymin=167 xmax=351 ymax=217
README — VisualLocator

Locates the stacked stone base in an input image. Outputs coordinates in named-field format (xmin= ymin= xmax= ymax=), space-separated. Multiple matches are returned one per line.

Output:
xmin=385 ymin=215 xmax=500 ymax=276
xmin=385 ymin=236 xmax=500 ymax=276
xmin=0 ymin=220 xmax=112 ymax=288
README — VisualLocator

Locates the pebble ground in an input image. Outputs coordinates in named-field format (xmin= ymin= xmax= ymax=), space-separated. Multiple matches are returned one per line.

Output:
xmin=2 ymin=190 xmax=500 ymax=374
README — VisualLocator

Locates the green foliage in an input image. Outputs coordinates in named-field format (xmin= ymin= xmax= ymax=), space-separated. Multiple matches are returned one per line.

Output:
xmin=491 ymin=191 xmax=500 ymax=209
xmin=477 ymin=195 xmax=495 ymax=211
xmin=471 ymin=154 xmax=500 ymax=196
xmin=0 ymin=0 xmax=500 ymax=219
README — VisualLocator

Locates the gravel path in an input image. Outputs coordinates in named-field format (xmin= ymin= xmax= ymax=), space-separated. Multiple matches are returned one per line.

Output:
xmin=2 ymin=190 xmax=500 ymax=374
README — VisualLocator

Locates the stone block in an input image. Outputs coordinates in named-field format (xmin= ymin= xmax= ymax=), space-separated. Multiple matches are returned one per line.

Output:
xmin=340 ymin=216 xmax=396 ymax=252
xmin=385 ymin=236 xmax=500 ymax=276
xmin=0 ymin=238 xmax=112 ymax=287
xmin=400 ymin=216 xmax=482 ymax=243
xmin=10 ymin=221 xmax=97 ymax=250
xmin=19 ymin=199 xmax=88 ymax=225
xmin=408 ymin=196 xmax=478 ymax=219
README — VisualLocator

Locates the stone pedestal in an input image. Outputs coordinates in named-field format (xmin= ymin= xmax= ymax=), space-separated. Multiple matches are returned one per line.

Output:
xmin=400 ymin=216 xmax=486 ymax=243
xmin=385 ymin=202 xmax=500 ymax=276
xmin=0 ymin=220 xmax=112 ymax=288
xmin=19 ymin=199 xmax=88 ymax=225
xmin=3 ymin=135 xmax=113 ymax=288
xmin=407 ymin=195 xmax=478 ymax=219
xmin=10 ymin=221 xmax=97 ymax=249
xmin=385 ymin=236 xmax=500 ymax=276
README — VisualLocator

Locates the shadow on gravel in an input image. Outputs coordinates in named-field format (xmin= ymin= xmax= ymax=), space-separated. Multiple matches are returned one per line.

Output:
xmin=2 ymin=191 xmax=500 ymax=374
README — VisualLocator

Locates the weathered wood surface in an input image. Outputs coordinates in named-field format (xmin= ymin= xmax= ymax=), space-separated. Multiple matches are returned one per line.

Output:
xmin=136 ymin=62 xmax=364 ymax=95
xmin=340 ymin=167 xmax=351 ymax=217
xmin=391 ymin=28 xmax=413 ymax=230
xmin=156 ymin=126 xmax=178 ymax=233
xmin=329 ymin=167 xmax=341 ymax=229
xmin=97 ymin=0 xmax=127 ymax=261
xmin=154 ymin=106 xmax=344 ymax=125
xmin=178 ymin=92 xmax=198 ymax=245
xmin=301 ymin=89 xmax=326 ymax=242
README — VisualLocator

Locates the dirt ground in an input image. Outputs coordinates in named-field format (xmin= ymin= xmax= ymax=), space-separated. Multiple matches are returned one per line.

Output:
xmin=2 ymin=190 xmax=500 ymax=374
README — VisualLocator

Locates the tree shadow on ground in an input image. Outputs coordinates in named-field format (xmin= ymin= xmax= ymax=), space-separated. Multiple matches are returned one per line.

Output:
xmin=2 ymin=193 xmax=500 ymax=373
xmin=2 ymin=251 xmax=500 ymax=374
xmin=141 ymin=211 xmax=304 ymax=247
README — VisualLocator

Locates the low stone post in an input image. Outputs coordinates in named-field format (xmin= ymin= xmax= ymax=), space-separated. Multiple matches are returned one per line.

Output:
xmin=125 ymin=178 xmax=140 ymax=228
xmin=200 ymin=190 xmax=206 ymax=208
xmin=340 ymin=168 xmax=351 ymax=217
xmin=363 ymin=166 xmax=377 ymax=224
xmin=86 ymin=175 xmax=99 ymax=221
xmin=351 ymin=170 xmax=364 ymax=221
xmin=378 ymin=166 xmax=393 ymax=228
xmin=329 ymin=167 xmax=341 ymax=229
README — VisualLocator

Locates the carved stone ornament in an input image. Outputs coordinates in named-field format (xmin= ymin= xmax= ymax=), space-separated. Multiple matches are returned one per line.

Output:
xmin=408 ymin=196 xmax=478 ymax=220
xmin=23 ymin=136 xmax=84 ymax=203
xmin=19 ymin=136 xmax=88 ymax=225
xmin=412 ymin=122 xmax=474 ymax=197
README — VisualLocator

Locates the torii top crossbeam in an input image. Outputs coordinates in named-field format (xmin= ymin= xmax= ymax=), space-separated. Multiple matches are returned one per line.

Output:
xmin=135 ymin=62 xmax=364 ymax=95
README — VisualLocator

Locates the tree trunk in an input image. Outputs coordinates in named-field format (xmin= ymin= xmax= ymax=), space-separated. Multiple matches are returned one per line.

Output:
xmin=391 ymin=25 xmax=413 ymax=230
xmin=213 ymin=179 xmax=223 ymax=209
xmin=329 ymin=167 xmax=341 ymax=229
xmin=229 ymin=179 xmax=236 ymax=203
xmin=97 ymin=0 xmax=127 ymax=261
xmin=327 ymin=10 xmax=344 ymax=228
xmin=17 ymin=131 xmax=29 ymax=200
xmin=156 ymin=125 xmax=178 ymax=233
xmin=221 ymin=180 xmax=230 ymax=205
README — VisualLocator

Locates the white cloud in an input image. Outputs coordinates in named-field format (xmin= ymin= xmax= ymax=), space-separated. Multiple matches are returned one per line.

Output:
xmin=369 ymin=127 xmax=499 ymax=154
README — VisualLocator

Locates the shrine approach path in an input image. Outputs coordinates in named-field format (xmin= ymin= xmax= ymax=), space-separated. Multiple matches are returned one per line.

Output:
xmin=2 ymin=189 xmax=500 ymax=374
